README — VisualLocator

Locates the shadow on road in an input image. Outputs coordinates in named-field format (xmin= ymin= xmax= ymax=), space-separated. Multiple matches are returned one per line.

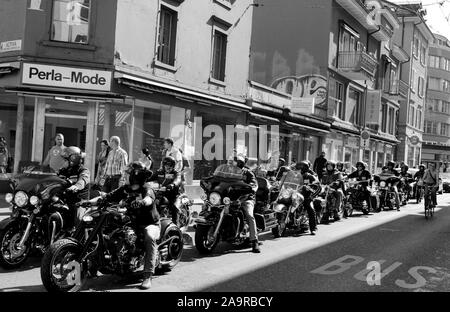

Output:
xmin=196 ymin=202 xmax=450 ymax=292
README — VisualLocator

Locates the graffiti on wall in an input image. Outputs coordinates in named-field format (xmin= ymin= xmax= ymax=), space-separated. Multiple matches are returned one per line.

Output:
xmin=271 ymin=74 xmax=328 ymax=108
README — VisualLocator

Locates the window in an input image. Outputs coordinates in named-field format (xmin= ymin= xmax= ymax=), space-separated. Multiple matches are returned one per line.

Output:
xmin=416 ymin=107 xmax=422 ymax=129
xmin=339 ymin=25 xmax=359 ymax=52
xmin=381 ymin=103 xmax=388 ymax=133
xmin=51 ymin=0 xmax=90 ymax=44
xmin=410 ymin=69 xmax=416 ymax=92
xmin=429 ymin=55 xmax=440 ymax=68
xmin=157 ymin=6 xmax=178 ymax=66
xmin=389 ymin=107 xmax=395 ymax=135
xmin=211 ymin=29 xmax=228 ymax=82
xmin=413 ymin=37 xmax=419 ymax=59
xmin=428 ymin=99 xmax=440 ymax=112
xmin=346 ymin=88 xmax=362 ymax=125
xmin=428 ymin=77 xmax=440 ymax=90
xmin=420 ymin=45 xmax=426 ymax=65
xmin=330 ymin=79 xmax=345 ymax=120
xmin=443 ymin=80 xmax=450 ymax=93
xmin=409 ymin=103 xmax=415 ymax=126
xmin=425 ymin=121 xmax=437 ymax=134
xmin=418 ymin=76 xmax=425 ymax=97
xmin=443 ymin=101 xmax=450 ymax=114
xmin=441 ymin=123 xmax=449 ymax=136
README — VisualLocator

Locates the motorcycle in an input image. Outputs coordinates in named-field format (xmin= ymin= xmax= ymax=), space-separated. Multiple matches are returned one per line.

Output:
xmin=146 ymin=181 xmax=193 ymax=230
xmin=40 ymin=198 xmax=183 ymax=292
xmin=193 ymin=174 xmax=279 ymax=254
xmin=0 ymin=166 xmax=92 ymax=269
xmin=376 ymin=175 xmax=400 ymax=210
xmin=319 ymin=181 xmax=344 ymax=223
xmin=414 ymin=178 xmax=425 ymax=203
xmin=398 ymin=177 xmax=414 ymax=205
xmin=344 ymin=179 xmax=372 ymax=216
xmin=271 ymin=173 xmax=322 ymax=237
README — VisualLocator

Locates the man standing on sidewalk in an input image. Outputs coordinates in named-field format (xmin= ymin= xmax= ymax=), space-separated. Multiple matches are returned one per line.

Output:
xmin=102 ymin=136 xmax=128 ymax=192
xmin=313 ymin=151 xmax=327 ymax=180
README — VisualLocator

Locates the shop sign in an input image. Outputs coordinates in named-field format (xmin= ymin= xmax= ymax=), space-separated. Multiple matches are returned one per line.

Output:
xmin=22 ymin=63 xmax=112 ymax=91
xmin=365 ymin=90 xmax=381 ymax=125
xmin=409 ymin=135 xmax=420 ymax=145
xmin=0 ymin=40 xmax=22 ymax=53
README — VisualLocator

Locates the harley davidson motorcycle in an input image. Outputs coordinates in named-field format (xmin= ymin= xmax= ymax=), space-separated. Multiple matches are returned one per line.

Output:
xmin=319 ymin=181 xmax=345 ymax=223
xmin=374 ymin=175 xmax=400 ymax=210
xmin=0 ymin=166 xmax=92 ymax=269
xmin=40 ymin=197 xmax=183 ymax=292
xmin=146 ymin=181 xmax=193 ymax=230
xmin=193 ymin=171 xmax=279 ymax=254
xmin=271 ymin=171 xmax=322 ymax=237
xmin=398 ymin=177 xmax=415 ymax=205
xmin=344 ymin=178 xmax=376 ymax=216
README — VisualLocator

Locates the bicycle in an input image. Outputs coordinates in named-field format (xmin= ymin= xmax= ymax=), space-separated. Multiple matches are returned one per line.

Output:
xmin=424 ymin=184 xmax=435 ymax=220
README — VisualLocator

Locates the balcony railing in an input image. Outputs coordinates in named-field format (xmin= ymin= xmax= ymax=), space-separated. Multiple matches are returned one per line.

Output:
xmin=337 ymin=51 xmax=378 ymax=79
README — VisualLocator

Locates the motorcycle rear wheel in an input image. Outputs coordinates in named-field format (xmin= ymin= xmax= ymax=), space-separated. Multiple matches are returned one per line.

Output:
xmin=40 ymin=238 xmax=85 ymax=293
xmin=0 ymin=220 xmax=32 ymax=269
xmin=195 ymin=225 xmax=219 ymax=254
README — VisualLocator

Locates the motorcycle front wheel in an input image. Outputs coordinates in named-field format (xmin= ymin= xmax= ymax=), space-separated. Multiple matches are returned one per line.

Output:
xmin=40 ymin=238 xmax=85 ymax=293
xmin=195 ymin=224 xmax=220 ymax=254
xmin=272 ymin=212 xmax=287 ymax=238
xmin=159 ymin=224 xmax=184 ymax=271
xmin=0 ymin=219 xmax=32 ymax=269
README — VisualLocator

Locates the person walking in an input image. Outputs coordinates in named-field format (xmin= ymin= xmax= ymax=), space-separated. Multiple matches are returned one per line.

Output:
xmin=95 ymin=139 xmax=111 ymax=185
xmin=139 ymin=147 xmax=153 ymax=170
xmin=102 ymin=136 xmax=128 ymax=192
xmin=313 ymin=151 xmax=327 ymax=180
xmin=43 ymin=133 xmax=66 ymax=172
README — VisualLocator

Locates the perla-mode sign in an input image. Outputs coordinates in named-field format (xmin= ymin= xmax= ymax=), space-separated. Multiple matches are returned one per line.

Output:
xmin=22 ymin=63 xmax=112 ymax=92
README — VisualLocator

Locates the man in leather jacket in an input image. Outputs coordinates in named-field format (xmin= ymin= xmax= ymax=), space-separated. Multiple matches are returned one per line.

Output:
xmin=347 ymin=161 xmax=373 ymax=210
xmin=385 ymin=160 xmax=401 ymax=210
xmin=267 ymin=158 xmax=290 ymax=181
xmin=399 ymin=164 xmax=413 ymax=200
xmin=321 ymin=161 xmax=344 ymax=220
xmin=57 ymin=146 xmax=90 ymax=226
xmin=148 ymin=156 xmax=182 ymax=226
xmin=234 ymin=155 xmax=261 ymax=253
xmin=296 ymin=161 xmax=319 ymax=235
xmin=89 ymin=161 xmax=159 ymax=290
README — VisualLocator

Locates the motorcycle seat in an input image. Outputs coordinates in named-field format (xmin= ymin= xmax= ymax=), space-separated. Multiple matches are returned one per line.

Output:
xmin=256 ymin=177 xmax=269 ymax=203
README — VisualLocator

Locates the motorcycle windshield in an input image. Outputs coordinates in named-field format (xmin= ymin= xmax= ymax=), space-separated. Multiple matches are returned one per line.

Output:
xmin=13 ymin=174 xmax=68 ymax=194
xmin=281 ymin=171 xmax=303 ymax=191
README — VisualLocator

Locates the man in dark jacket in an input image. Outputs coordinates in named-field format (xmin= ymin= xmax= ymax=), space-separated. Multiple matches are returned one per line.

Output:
xmin=313 ymin=152 xmax=327 ymax=180
xmin=148 ymin=156 xmax=182 ymax=226
xmin=89 ymin=161 xmax=159 ymax=290
xmin=347 ymin=161 xmax=373 ymax=210
xmin=297 ymin=161 xmax=319 ymax=234
xmin=321 ymin=161 xmax=344 ymax=220
xmin=267 ymin=158 xmax=290 ymax=181
xmin=57 ymin=146 xmax=90 ymax=226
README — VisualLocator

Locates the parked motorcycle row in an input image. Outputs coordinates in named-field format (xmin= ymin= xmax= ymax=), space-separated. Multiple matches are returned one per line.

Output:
xmin=0 ymin=164 xmax=429 ymax=292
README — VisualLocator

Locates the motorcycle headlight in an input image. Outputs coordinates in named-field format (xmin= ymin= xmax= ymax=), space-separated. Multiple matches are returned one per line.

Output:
xmin=209 ymin=192 xmax=221 ymax=205
xmin=14 ymin=191 xmax=28 ymax=208
xmin=33 ymin=207 xmax=40 ymax=214
xmin=380 ymin=181 xmax=386 ymax=187
xmin=223 ymin=197 xmax=231 ymax=205
xmin=200 ymin=193 xmax=207 ymax=201
xmin=5 ymin=193 xmax=13 ymax=203
xmin=30 ymin=196 xmax=39 ymax=206
xmin=82 ymin=215 xmax=94 ymax=223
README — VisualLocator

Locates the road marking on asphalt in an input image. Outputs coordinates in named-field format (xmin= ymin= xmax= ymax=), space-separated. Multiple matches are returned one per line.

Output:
xmin=310 ymin=255 xmax=439 ymax=290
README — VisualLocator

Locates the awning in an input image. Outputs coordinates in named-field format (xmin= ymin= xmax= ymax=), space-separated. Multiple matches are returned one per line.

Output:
xmin=4 ymin=85 xmax=125 ymax=101
xmin=116 ymin=73 xmax=250 ymax=111
xmin=249 ymin=112 xmax=280 ymax=123
xmin=285 ymin=121 xmax=329 ymax=134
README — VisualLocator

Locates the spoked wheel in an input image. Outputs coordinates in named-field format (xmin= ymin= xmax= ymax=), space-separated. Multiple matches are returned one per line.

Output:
xmin=194 ymin=225 xmax=219 ymax=254
xmin=40 ymin=239 xmax=85 ymax=293
xmin=159 ymin=224 xmax=184 ymax=271
xmin=344 ymin=203 xmax=353 ymax=217
xmin=0 ymin=220 xmax=31 ymax=269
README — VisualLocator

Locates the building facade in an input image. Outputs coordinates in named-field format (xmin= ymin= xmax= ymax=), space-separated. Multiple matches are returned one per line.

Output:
xmin=388 ymin=2 xmax=434 ymax=168
xmin=422 ymin=33 xmax=450 ymax=169
xmin=249 ymin=0 xmax=405 ymax=173
xmin=0 ymin=0 xmax=260 ymax=194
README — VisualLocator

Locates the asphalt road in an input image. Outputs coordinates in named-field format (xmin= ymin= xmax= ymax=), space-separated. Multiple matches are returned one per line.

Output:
xmin=1 ymin=194 xmax=450 ymax=292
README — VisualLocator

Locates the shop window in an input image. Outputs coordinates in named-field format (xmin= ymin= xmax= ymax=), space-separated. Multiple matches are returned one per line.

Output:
xmin=211 ymin=29 xmax=228 ymax=82
xmin=157 ymin=6 xmax=178 ymax=67
xmin=51 ymin=0 xmax=90 ymax=44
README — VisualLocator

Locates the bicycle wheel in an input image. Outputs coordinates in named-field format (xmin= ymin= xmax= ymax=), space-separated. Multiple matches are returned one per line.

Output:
xmin=424 ymin=194 xmax=431 ymax=220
